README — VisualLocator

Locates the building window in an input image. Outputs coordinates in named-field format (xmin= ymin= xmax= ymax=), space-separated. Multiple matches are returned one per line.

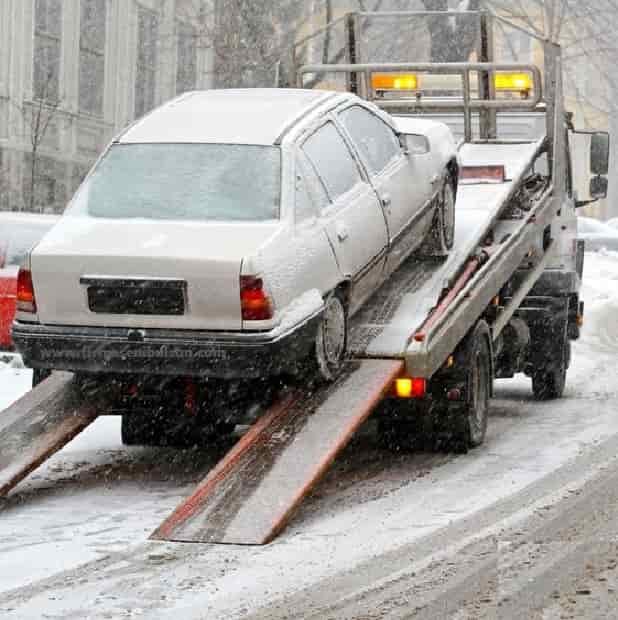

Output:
xmin=176 ymin=21 xmax=197 ymax=94
xmin=79 ymin=0 xmax=106 ymax=116
xmin=135 ymin=6 xmax=159 ymax=118
xmin=33 ymin=0 xmax=62 ymax=101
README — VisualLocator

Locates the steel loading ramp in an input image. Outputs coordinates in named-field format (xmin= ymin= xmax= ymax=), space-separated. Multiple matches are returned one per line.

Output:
xmin=0 ymin=372 xmax=101 ymax=497
xmin=151 ymin=359 xmax=402 ymax=544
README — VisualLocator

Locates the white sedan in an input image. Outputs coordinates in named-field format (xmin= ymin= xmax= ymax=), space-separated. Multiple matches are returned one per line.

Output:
xmin=13 ymin=89 xmax=458 ymax=383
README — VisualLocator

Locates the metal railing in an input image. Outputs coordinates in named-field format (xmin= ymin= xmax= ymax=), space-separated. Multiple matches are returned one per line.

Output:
xmin=290 ymin=9 xmax=558 ymax=146
xmin=297 ymin=61 xmax=544 ymax=142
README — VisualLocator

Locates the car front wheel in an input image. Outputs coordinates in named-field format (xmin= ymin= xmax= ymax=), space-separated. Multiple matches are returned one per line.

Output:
xmin=418 ymin=175 xmax=456 ymax=258
xmin=311 ymin=292 xmax=348 ymax=382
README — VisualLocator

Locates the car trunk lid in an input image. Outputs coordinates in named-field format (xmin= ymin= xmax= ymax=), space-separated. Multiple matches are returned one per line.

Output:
xmin=31 ymin=217 xmax=280 ymax=330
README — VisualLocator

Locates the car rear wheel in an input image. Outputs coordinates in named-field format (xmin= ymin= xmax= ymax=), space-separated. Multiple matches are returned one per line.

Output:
xmin=310 ymin=292 xmax=348 ymax=382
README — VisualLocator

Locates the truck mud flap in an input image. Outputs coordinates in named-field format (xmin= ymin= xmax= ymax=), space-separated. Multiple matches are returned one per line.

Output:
xmin=0 ymin=372 xmax=99 ymax=497
xmin=151 ymin=359 xmax=403 ymax=545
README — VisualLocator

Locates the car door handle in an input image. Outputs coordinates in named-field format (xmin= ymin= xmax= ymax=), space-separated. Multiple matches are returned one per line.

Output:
xmin=336 ymin=222 xmax=349 ymax=242
xmin=381 ymin=194 xmax=392 ymax=207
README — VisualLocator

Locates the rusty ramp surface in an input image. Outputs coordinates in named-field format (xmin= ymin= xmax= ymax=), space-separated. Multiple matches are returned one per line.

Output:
xmin=0 ymin=372 xmax=100 ymax=497
xmin=152 ymin=359 xmax=403 ymax=545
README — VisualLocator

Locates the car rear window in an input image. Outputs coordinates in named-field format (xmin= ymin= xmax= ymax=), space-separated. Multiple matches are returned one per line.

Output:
xmin=69 ymin=143 xmax=282 ymax=221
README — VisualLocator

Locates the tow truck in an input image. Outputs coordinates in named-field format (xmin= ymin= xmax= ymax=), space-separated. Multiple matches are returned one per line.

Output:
xmin=1 ymin=10 xmax=610 ymax=544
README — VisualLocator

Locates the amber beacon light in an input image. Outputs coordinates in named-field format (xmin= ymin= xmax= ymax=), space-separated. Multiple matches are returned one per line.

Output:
xmin=372 ymin=73 xmax=418 ymax=91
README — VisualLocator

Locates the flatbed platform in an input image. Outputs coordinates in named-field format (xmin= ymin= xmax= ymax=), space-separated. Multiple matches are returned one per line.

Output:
xmin=350 ymin=138 xmax=547 ymax=359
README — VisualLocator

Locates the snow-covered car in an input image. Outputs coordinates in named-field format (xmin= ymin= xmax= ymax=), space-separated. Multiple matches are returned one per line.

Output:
xmin=0 ymin=212 xmax=59 ymax=351
xmin=13 ymin=88 xmax=458 ymax=382
xmin=577 ymin=216 xmax=618 ymax=252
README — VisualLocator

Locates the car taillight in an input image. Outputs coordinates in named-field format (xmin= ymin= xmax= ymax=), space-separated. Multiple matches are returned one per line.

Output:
xmin=240 ymin=275 xmax=273 ymax=321
xmin=16 ymin=268 xmax=36 ymax=313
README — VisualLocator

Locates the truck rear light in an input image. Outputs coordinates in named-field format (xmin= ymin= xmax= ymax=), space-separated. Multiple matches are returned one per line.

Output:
xmin=240 ymin=275 xmax=273 ymax=321
xmin=16 ymin=268 xmax=37 ymax=313
xmin=394 ymin=377 xmax=426 ymax=399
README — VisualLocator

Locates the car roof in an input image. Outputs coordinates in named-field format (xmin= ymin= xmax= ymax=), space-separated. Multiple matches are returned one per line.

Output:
xmin=119 ymin=89 xmax=342 ymax=146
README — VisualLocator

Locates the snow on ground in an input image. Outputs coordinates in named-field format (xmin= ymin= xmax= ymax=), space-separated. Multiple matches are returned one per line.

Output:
xmin=1 ymin=251 xmax=618 ymax=618
xmin=0 ymin=362 xmax=32 ymax=412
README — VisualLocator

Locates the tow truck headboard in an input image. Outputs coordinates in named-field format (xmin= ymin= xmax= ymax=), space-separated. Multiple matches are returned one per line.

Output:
xmin=292 ymin=10 xmax=559 ymax=148
xmin=297 ymin=61 xmax=543 ymax=143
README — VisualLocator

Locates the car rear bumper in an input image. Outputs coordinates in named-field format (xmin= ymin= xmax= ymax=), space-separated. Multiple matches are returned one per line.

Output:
xmin=12 ymin=311 xmax=322 ymax=379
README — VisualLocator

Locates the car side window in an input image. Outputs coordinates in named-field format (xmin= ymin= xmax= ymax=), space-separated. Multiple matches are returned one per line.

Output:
xmin=339 ymin=105 xmax=401 ymax=175
xmin=294 ymin=151 xmax=326 ymax=223
xmin=302 ymin=121 xmax=362 ymax=203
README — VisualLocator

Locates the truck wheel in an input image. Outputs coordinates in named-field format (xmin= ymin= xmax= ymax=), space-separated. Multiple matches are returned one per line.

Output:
xmin=418 ymin=176 xmax=456 ymax=258
xmin=451 ymin=321 xmax=492 ymax=451
xmin=310 ymin=291 xmax=348 ymax=382
xmin=531 ymin=332 xmax=570 ymax=401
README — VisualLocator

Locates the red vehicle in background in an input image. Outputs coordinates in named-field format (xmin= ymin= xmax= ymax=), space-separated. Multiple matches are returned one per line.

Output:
xmin=0 ymin=213 xmax=59 ymax=350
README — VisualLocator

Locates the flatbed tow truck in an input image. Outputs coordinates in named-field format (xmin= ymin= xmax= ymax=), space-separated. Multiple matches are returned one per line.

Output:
xmin=0 ymin=11 xmax=610 ymax=545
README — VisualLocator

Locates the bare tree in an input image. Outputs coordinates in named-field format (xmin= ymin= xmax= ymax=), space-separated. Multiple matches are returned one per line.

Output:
xmin=9 ymin=71 xmax=60 ymax=212
xmin=488 ymin=0 xmax=618 ymax=216
xmin=25 ymin=75 xmax=60 ymax=212
xmin=421 ymin=0 xmax=482 ymax=61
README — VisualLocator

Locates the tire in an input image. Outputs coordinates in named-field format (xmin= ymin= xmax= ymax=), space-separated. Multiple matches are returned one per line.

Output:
xmin=532 ymin=331 xmax=570 ymax=401
xmin=309 ymin=291 xmax=348 ymax=382
xmin=418 ymin=175 xmax=456 ymax=258
xmin=452 ymin=321 xmax=492 ymax=450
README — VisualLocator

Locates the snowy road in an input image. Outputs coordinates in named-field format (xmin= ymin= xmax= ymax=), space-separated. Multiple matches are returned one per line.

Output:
xmin=1 ymin=251 xmax=618 ymax=619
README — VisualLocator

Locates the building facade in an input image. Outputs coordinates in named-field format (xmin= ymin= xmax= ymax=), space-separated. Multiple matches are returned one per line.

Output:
xmin=0 ymin=0 xmax=214 ymax=212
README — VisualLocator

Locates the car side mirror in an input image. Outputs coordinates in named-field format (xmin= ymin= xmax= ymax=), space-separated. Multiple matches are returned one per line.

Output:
xmin=591 ymin=132 xmax=610 ymax=176
xmin=590 ymin=175 xmax=608 ymax=200
xmin=403 ymin=134 xmax=430 ymax=156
